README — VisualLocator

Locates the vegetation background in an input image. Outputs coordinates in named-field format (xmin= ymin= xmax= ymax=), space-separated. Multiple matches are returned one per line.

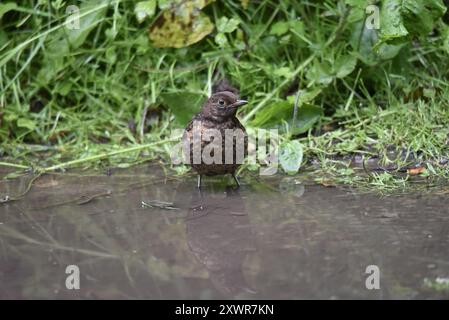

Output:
xmin=0 ymin=0 xmax=448 ymax=188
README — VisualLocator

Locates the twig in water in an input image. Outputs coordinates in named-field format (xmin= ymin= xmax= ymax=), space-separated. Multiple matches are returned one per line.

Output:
xmin=141 ymin=200 xmax=179 ymax=210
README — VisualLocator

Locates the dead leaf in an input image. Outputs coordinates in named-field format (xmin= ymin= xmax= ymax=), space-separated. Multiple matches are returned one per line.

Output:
xmin=320 ymin=180 xmax=336 ymax=187
xmin=149 ymin=0 xmax=215 ymax=48
xmin=408 ymin=167 xmax=426 ymax=175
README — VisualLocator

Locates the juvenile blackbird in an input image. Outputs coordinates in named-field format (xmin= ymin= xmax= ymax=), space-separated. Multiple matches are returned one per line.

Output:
xmin=183 ymin=91 xmax=248 ymax=188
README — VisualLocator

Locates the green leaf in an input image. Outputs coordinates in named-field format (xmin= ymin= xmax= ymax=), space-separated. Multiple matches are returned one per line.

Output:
xmin=161 ymin=92 xmax=206 ymax=126
xmin=0 ymin=2 xmax=17 ymax=20
xmin=64 ymin=0 xmax=109 ymax=49
xmin=216 ymin=16 xmax=240 ymax=33
xmin=279 ymin=140 xmax=303 ymax=174
xmin=135 ymin=1 xmax=157 ymax=23
xmin=350 ymin=21 xmax=404 ymax=65
xmin=251 ymin=100 xmax=323 ymax=134
xmin=292 ymin=87 xmax=323 ymax=106
xmin=270 ymin=20 xmax=304 ymax=37
xmin=273 ymin=66 xmax=294 ymax=78
xmin=307 ymin=55 xmax=356 ymax=84
xmin=289 ymin=20 xmax=304 ymax=35
xmin=270 ymin=21 xmax=290 ymax=36
xmin=379 ymin=0 xmax=446 ymax=45
xmin=306 ymin=61 xmax=334 ymax=85
xmin=292 ymin=104 xmax=323 ymax=135
xmin=17 ymin=118 xmax=36 ymax=131
xmin=334 ymin=55 xmax=357 ymax=78
xmin=37 ymin=0 xmax=109 ymax=84
xmin=214 ymin=33 xmax=228 ymax=47
xmin=379 ymin=0 xmax=409 ymax=44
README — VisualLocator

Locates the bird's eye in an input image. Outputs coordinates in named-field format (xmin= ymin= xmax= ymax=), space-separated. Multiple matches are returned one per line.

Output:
xmin=218 ymin=99 xmax=225 ymax=106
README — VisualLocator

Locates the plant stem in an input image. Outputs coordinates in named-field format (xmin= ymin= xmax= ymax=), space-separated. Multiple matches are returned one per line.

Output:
xmin=42 ymin=137 xmax=180 ymax=173
xmin=0 ymin=162 xmax=29 ymax=170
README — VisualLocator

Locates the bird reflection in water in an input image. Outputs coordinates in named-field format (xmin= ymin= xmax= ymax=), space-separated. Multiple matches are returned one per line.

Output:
xmin=185 ymin=187 xmax=257 ymax=298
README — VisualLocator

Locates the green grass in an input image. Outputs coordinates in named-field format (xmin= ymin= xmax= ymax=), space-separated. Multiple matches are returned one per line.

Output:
xmin=0 ymin=0 xmax=448 ymax=190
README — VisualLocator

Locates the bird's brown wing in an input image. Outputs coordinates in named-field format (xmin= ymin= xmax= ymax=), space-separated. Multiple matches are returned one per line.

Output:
xmin=184 ymin=114 xmax=200 ymax=133
xmin=232 ymin=117 xmax=248 ymax=159
xmin=182 ymin=114 xmax=203 ymax=165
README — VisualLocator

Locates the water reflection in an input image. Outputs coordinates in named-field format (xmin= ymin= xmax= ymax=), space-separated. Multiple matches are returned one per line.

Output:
xmin=186 ymin=188 xmax=256 ymax=298
xmin=0 ymin=166 xmax=448 ymax=299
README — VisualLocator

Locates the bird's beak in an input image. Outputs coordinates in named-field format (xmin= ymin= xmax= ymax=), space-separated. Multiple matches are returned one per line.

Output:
xmin=231 ymin=100 xmax=248 ymax=108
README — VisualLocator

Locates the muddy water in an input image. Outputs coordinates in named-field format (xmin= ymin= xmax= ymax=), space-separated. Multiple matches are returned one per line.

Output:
xmin=0 ymin=164 xmax=448 ymax=299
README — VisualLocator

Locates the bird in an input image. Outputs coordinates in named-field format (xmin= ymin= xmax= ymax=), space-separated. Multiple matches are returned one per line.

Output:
xmin=183 ymin=90 xmax=248 ymax=188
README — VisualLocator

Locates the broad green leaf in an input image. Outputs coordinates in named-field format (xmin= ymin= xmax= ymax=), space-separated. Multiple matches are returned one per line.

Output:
xmin=334 ymin=55 xmax=357 ymax=78
xmin=0 ymin=2 xmax=17 ymax=20
xmin=37 ymin=0 xmax=108 ymax=84
xmin=279 ymin=140 xmax=303 ymax=174
xmin=350 ymin=21 xmax=404 ymax=65
xmin=270 ymin=20 xmax=304 ymax=37
xmin=306 ymin=61 xmax=334 ymax=85
xmin=56 ymin=0 xmax=108 ymax=50
xmin=251 ymin=101 xmax=323 ymax=134
xmin=251 ymin=101 xmax=292 ymax=127
xmin=161 ymin=92 xmax=206 ymax=126
xmin=293 ymin=87 xmax=323 ymax=106
xmin=375 ymin=40 xmax=404 ymax=60
xmin=307 ymin=55 xmax=356 ymax=84
xmin=291 ymin=104 xmax=323 ymax=135
xmin=380 ymin=0 xmax=409 ymax=43
xmin=216 ymin=16 xmax=240 ymax=33
xmin=64 ymin=0 xmax=109 ymax=49
xmin=135 ymin=0 xmax=157 ymax=24
xmin=379 ymin=0 xmax=446 ymax=45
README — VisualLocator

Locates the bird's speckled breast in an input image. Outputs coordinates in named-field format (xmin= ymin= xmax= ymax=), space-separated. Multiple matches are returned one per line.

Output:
xmin=183 ymin=116 xmax=248 ymax=176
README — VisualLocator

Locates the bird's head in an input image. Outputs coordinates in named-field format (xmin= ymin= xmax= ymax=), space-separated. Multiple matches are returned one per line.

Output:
xmin=201 ymin=91 xmax=248 ymax=122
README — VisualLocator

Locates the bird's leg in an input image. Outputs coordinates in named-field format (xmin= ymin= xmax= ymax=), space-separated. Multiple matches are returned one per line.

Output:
xmin=232 ymin=173 xmax=241 ymax=188
xmin=197 ymin=174 xmax=203 ymax=189
xmin=190 ymin=185 xmax=204 ymax=213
